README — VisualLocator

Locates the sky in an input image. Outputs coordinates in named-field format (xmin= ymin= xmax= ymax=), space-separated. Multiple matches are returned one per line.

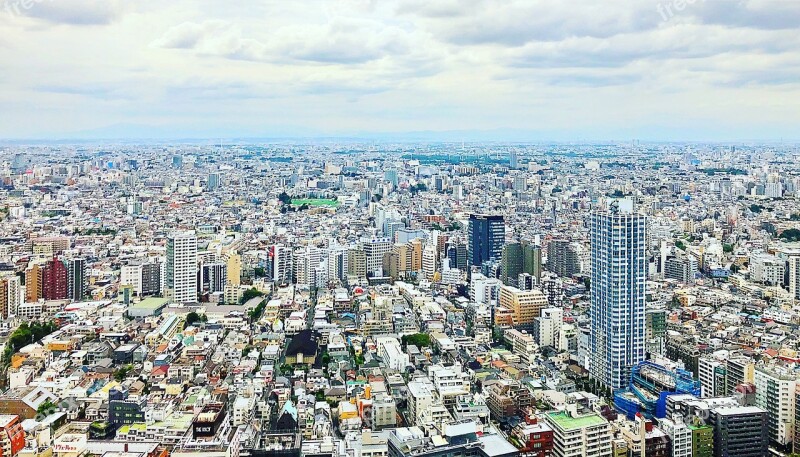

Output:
xmin=1 ymin=0 xmax=800 ymax=141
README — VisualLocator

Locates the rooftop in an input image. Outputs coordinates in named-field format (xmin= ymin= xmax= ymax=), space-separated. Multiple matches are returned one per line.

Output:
xmin=546 ymin=411 xmax=607 ymax=431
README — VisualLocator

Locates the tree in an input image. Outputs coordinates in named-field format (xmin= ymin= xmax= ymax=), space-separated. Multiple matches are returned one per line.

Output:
xmin=409 ymin=183 xmax=428 ymax=195
xmin=240 ymin=288 xmax=264 ymax=304
xmin=114 ymin=365 xmax=132 ymax=382
xmin=253 ymin=267 xmax=266 ymax=278
xmin=401 ymin=333 xmax=432 ymax=348
xmin=37 ymin=400 xmax=57 ymax=416
xmin=723 ymin=243 xmax=734 ymax=253
xmin=247 ymin=299 xmax=267 ymax=321
xmin=185 ymin=312 xmax=202 ymax=326
xmin=675 ymin=240 xmax=686 ymax=251
xmin=278 ymin=192 xmax=292 ymax=205
xmin=781 ymin=229 xmax=800 ymax=242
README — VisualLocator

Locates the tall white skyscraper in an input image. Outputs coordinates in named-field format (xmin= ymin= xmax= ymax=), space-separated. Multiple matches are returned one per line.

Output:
xmin=788 ymin=254 xmax=800 ymax=300
xmin=166 ymin=231 xmax=198 ymax=303
xmin=590 ymin=198 xmax=647 ymax=390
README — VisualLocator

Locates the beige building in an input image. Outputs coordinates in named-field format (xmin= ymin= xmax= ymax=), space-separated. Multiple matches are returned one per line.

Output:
xmin=226 ymin=251 xmax=242 ymax=287
xmin=25 ymin=264 xmax=42 ymax=302
xmin=497 ymin=285 xmax=547 ymax=328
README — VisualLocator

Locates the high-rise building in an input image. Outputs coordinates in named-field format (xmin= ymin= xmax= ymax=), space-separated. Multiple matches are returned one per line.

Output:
xmin=271 ymin=244 xmax=293 ymax=284
xmin=25 ymin=264 xmax=42 ymax=302
xmin=327 ymin=246 xmax=348 ymax=283
xmin=509 ymin=150 xmax=518 ymax=169
xmin=226 ymin=252 xmax=241 ymax=287
xmin=468 ymin=214 xmax=504 ymax=269
xmin=754 ymin=364 xmax=796 ymax=449
xmin=502 ymin=241 xmax=542 ymax=287
xmin=501 ymin=243 xmax=524 ymax=287
xmin=384 ymin=169 xmax=399 ymax=187
xmin=525 ymin=243 xmax=543 ymax=282
xmin=347 ymin=248 xmax=366 ymax=278
xmin=206 ymin=263 xmax=227 ymax=293
xmin=121 ymin=260 xmax=162 ymax=296
xmin=421 ymin=241 xmax=437 ymax=280
xmin=447 ymin=242 xmax=468 ymax=271
xmin=207 ymin=172 xmax=221 ymax=190
xmin=165 ymin=231 xmax=198 ymax=303
xmin=67 ymin=258 xmax=87 ymax=301
xmin=42 ymin=258 xmax=68 ymax=300
xmin=788 ymin=254 xmax=800 ymax=300
xmin=363 ymin=238 xmax=392 ymax=277
xmin=0 ymin=276 xmax=21 ymax=319
xmin=547 ymin=239 xmax=581 ymax=278
xmin=590 ymin=198 xmax=647 ymax=390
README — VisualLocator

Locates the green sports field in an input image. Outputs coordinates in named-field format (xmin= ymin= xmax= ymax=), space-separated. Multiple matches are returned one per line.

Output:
xmin=290 ymin=198 xmax=340 ymax=207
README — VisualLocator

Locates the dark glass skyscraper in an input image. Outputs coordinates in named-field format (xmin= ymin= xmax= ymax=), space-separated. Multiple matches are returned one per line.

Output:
xmin=468 ymin=214 xmax=504 ymax=269
xmin=67 ymin=258 xmax=87 ymax=301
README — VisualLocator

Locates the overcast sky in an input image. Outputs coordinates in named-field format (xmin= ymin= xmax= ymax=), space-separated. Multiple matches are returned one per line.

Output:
xmin=1 ymin=0 xmax=800 ymax=141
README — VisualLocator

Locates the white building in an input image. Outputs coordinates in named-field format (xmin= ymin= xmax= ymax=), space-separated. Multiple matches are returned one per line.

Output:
xmin=375 ymin=337 xmax=409 ymax=372
xmin=363 ymin=238 xmax=392 ymax=277
xmin=545 ymin=404 xmax=612 ymax=457
xmin=659 ymin=417 xmax=692 ymax=457
xmin=750 ymin=253 xmax=785 ymax=285
xmin=469 ymin=273 xmax=501 ymax=306
xmin=165 ymin=231 xmax=198 ymax=303
xmin=590 ymin=198 xmax=647 ymax=390
xmin=754 ymin=364 xmax=796 ymax=448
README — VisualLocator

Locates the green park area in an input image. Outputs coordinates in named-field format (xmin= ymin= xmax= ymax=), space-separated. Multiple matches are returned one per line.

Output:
xmin=291 ymin=198 xmax=340 ymax=208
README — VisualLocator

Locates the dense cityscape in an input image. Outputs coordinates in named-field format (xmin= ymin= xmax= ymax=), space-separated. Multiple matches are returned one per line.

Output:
xmin=0 ymin=142 xmax=798 ymax=457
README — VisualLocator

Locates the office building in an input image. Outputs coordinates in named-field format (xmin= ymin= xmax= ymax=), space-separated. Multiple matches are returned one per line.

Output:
xmin=590 ymin=198 xmax=647 ymax=390
xmin=496 ymin=285 xmax=547 ymax=330
xmin=207 ymin=172 xmax=221 ymax=190
xmin=710 ymin=405 xmax=769 ymax=457
xmin=363 ymin=238 xmax=392 ymax=277
xmin=468 ymin=214 xmax=504 ymax=269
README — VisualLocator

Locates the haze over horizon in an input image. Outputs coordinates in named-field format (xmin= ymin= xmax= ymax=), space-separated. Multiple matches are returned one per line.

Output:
xmin=2 ymin=0 xmax=800 ymax=141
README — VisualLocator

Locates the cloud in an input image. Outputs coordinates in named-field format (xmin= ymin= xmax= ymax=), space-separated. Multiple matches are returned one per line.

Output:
xmin=7 ymin=0 xmax=127 ymax=25
xmin=151 ymin=17 xmax=415 ymax=65
xmin=3 ymin=0 xmax=800 ymax=140
xmin=686 ymin=0 xmax=800 ymax=30
xmin=398 ymin=0 xmax=662 ymax=46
